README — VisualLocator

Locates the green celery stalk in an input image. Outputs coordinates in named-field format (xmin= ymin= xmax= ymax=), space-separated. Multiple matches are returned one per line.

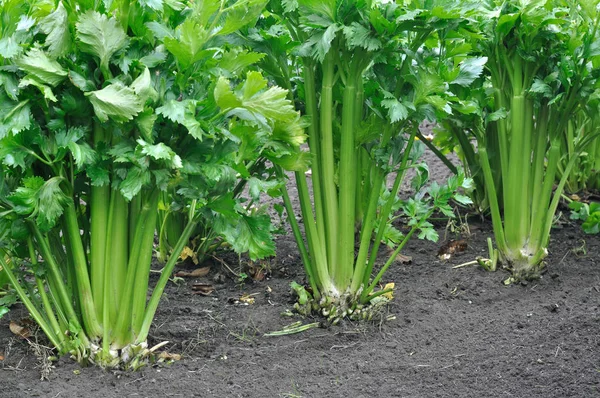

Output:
xmin=90 ymin=123 xmax=109 ymax=321
xmin=319 ymin=54 xmax=339 ymax=274
xmin=335 ymin=73 xmax=358 ymax=290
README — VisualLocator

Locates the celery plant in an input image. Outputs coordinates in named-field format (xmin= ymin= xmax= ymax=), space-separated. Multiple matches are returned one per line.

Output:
xmin=255 ymin=0 xmax=474 ymax=321
xmin=469 ymin=0 xmax=600 ymax=281
xmin=0 ymin=0 xmax=299 ymax=367
xmin=556 ymin=104 xmax=600 ymax=193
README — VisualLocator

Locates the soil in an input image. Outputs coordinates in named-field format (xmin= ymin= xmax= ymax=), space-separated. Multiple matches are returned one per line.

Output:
xmin=1 ymin=134 xmax=599 ymax=398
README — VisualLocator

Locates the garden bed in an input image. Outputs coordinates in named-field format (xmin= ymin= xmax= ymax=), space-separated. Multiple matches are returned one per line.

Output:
xmin=1 ymin=151 xmax=599 ymax=398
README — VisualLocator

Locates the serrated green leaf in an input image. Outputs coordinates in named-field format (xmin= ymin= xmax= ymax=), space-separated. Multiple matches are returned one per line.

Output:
xmin=86 ymin=83 xmax=143 ymax=122
xmin=248 ymin=177 xmax=281 ymax=201
xmin=10 ymin=176 xmax=70 ymax=230
xmin=215 ymin=49 xmax=265 ymax=77
xmin=145 ymin=22 xmax=175 ymax=40
xmin=0 ymin=97 xmax=31 ymax=139
xmin=282 ymin=0 xmax=298 ymax=13
xmin=18 ymin=76 xmax=57 ymax=102
xmin=15 ymin=48 xmax=67 ymax=87
xmin=0 ymin=35 xmax=22 ymax=59
xmin=219 ymin=0 xmax=266 ymax=36
xmin=156 ymin=99 xmax=204 ymax=140
xmin=242 ymin=71 xmax=268 ymax=99
xmin=207 ymin=193 xmax=238 ymax=218
xmin=380 ymin=224 xmax=404 ymax=248
xmin=453 ymin=194 xmax=472 ymax=205
xmin=530 ymin=79 xmax=552 ymax=97
xmin=452 ymin=57 xmax=487 ymax=87
xmin=16 ymin=15 xmax=35 ymax=31
xmin=194 ymin=0 xmax=221 ymax=25
xmin=39 ymin=1 xmax=71 ymax=57
xmin=298 ymin=0 xmax=336 ymax=20
xmin=139 ymin=48 xmax=168 ymax=67
xmin=164 ymin=0 xmax=185 ymax=10
xmin=120 ymin=167 xmax=151 ymax=201
xmin=221 ymin=73 xmax=297 ymax=122
xmin=271 ymin=118 xmax=307 ymax=147
xmin=68 ymin=141 xmax=96 ymax=169
xmin=214 ymin=77 xmax=242 ymax=109
xmin=487 ymin=108 xmax=507 ymax=122
xmin=131 ymin=68 xmax=158 ymax=104
xmin=418 ymin=227 xmax=438 ymax=242
xmin=55 ymin=126 xmax=86 ymax=148
xmin=138 ymin=139 xmax=181 ymax=168
xmin=268 ymin=151 xmax=310 ymax=172
xmin=381 ymin=98 xmax=409 ymax=123
xmin=36 ymin=177 xmax=70 ymax=230
xmin=310 ymin=23 xmax=341 ymax=62
xmin=68 ymin=70 xmax=96 ymax=92
xmin=87 ymin=165 xmax=110 ymax=187
xmin=9 ymin=176 xmax=44 ymax=215
xmin=0 ymin=72 xmax=19 ymax=100
xmin=426 ymin=95 xmax=451 ymax=114
xmin=135 ymin=109 xmax=157 ymax=141
xmin=343 ymin=22 xmax=381 ymax=51
xmin=222 ymin=214 xmax=275 ymax=260
xmin=164 ymin=18 xmax=209 ymax=68
xmin=76 ymin=11 xmax=128 ymax=71
xmin=140 ymin=0 xmax=163 ymax=11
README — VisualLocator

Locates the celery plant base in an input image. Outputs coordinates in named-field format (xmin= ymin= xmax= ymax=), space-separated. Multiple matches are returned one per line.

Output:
xmin=88 ymin=341 xmax=168 ymax=370
xmin=291 ymin=283 xmax=391 ymax=325
xmin=501 ymin=249 xmax=547 ymax=283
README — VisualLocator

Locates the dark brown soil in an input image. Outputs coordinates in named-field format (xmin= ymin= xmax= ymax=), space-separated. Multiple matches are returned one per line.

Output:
xmin=1 ymin=146 xmax=599 ymax=397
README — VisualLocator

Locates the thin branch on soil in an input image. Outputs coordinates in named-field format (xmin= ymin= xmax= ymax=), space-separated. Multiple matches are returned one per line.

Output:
xmin=329 ymin=342 xmax=359 ymax=350
xmin=555 ymin=345 xmax=563 ymax=357
xmin=3 ymin=357 xmax=26 ymax=372
xmin=125 ymin=376 xmax=146 ymax=386
xmin=211 ymin=255 xmax=240 ymax=278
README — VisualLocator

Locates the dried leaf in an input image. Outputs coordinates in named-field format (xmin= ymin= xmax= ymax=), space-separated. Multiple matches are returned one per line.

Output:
xmin=394 ymin=253 xmax=412 ymax=264
xmin=192 ymin=283 xmax=215 ymax=296
xmin=437 ymin=239 xmax=468 ymax=260
xmin=9 ymin=321 xmax=31 ymax=338
xmin=158 ymin=352 xmax=182 ymax=361
xmin=175 ymin=266 xmax=210 ymax=278
xmin=250 ymin=268 xmax=266 ymax=281
xmin=0 ymin=352 xmax=4 ymax=361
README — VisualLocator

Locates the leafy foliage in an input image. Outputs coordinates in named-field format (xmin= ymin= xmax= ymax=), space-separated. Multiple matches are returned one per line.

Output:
xmin=252 ymin=0 xmax=478 ymax=320
xmin=0 ymin=0 xmax=301 ymax=366
xmin=569 ymin=201 xmax=600 ymax=235
xmin=430 ymin=0 xmax=600 ymax=280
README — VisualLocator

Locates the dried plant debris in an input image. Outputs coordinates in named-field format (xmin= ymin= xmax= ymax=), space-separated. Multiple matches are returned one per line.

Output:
xmin=228 ymin=293 xmax=259 ymax=305
xmin=175 ymin=266 xmax=211 ymax=278
xmin=437 ymin=240 xmax=468 ymax=260
xmin=9 ymin=320 xmax=33 ymax=339
xmin=192 ymin=283 xmax=215 ymax=296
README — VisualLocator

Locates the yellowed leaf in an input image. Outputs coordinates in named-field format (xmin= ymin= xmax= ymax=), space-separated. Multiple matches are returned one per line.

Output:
xmin=239 ymin=293 xmax=256 ymax=304
xmin=382 ymin=282 xmax=395 ymax=300
xmin=178 ymin=246 xmax=198 ymax=264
